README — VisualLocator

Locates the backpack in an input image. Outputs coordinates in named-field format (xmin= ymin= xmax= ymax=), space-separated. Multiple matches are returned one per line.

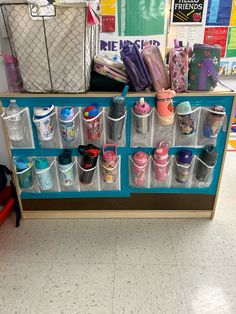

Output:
xmin=0 ymin=164 xmax=12 ymax=192
xmin=169 ymin=39 xmax=189 ymax=93
xmin=120 ymin=43 xmax=152 ymax=91
xmin=188 ymin=44 xmax=221 ymax=91
xmin=141 ymin=43 xmax=170 ymax=91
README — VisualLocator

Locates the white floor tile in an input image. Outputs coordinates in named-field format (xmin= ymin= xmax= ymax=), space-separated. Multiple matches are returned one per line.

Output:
xmin=56 ymin=219 xmax=115 ymax=264
xmin=115 ymin=219 xmax=176 ymax=265
xmin=168 ymin=219 xmax=235 ymax=266
xmin=36 ymin=262 xmax=114 ymax=314
xmin=179 ymin=266 xmax=236 ymax=314
xmin=113 ymin=264 xmax=188 ymax=314
xmin=0 ymin=220 xmax=66 ymax=262
xmin=0 ymin=261 xmax=51 ymax=314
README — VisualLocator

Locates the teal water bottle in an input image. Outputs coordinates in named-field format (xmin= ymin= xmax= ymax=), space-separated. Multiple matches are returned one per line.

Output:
xmin=15 ymin=158 xmax=33 ymax=189
xmin=34 ymin=158 xmax=53 ymax=191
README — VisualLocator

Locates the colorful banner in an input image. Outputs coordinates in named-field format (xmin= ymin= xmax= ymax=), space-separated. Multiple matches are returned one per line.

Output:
xmin=101 ymin=0 xmax=116 ymax=15
xmin=226 ymin=27 xmax=236 ymax=57
xmin=204 ymin=27 xmax=228 ymax=57
xmin=206 ymin=0 xmax=233 ymax=26
xmin=100 ymin=35 xmax=166 ymax=57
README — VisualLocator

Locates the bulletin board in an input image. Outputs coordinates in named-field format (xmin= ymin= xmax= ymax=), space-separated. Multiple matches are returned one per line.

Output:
xmin=99 ymin=0 xmax=169 ymax=57
xmin=99 ymin=0 xmax=236 ymax=76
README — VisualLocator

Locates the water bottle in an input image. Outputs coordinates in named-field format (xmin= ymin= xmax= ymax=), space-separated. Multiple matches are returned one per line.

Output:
xmin=156 ymin=89 xmax=176 ymax=126
xmin=203 ymin=106 xmax=225 ymax=138
xmin=78 ymin=144 xmax=100 ymax=184
xmin=59 ymin=107 xmax=76 ymax=142
xmin=196 ymin=145 xmax=218 ymax=182
xmin=2 ymin=54 xmax=22 ymax=92
xmin=154 ymin=142 xmax=170 ymax=181
xmin=132 ymin=151 xmax=149 ymax=186
xmin=83 ymin=104 xmax=101 ymax=141
xmin=176 ymin=101 xmax=195 ymax=135
xmin=15 ymin=158 xmax=33 ymax=189
xmin=133 ymin=97 xmax=151 ymax=134
xmin=58 ymin=150 xmax=74 ymax=186
xmin=108 ymin=85 xmax=128 ymax=141
xmin=33 ymin=105 xmax=54 ymax=141
xmin=6 ymin=99 xmax=24 ymax=142
xmin=102 ymin=144 xmax=118 ymax=183
xmin=34 ymin=158 xmax=53 ymax=191
xmin=176 ymin=150 xmax=193 ymax=183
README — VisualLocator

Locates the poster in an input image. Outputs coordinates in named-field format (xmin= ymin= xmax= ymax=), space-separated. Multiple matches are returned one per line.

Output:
xmin=171 ymin=0 xmax=205 ymax=24
xmin=226 ymin=27 xmax=236 ymax=57
xmin=204 ymin=27 xmax=228 ymax=57
xmin=118 ymin=0 xmax=165 ymax=36
xmin=206 ymin=0 xmax=233 ymax=26
xmin=230 ymin=0 xmax=236 ymax=26
xmin=167 ymin=25 xmax=205 ymax=48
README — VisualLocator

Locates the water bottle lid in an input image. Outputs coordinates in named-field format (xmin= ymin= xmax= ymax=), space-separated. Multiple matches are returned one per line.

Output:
xmin=201 ymin=145 xmax=218 ymax=166
xmin=213 ymin=106 xmax=225 ymax=115
xmin=58 ymin=149 xmax=72 ymax=165
xmin=154 ymin=142 xmax=169 ymax=158
xmin=134 ymin=98 xmax=151 ymax=115
xmin=34 ymin=158 xmax=49 ymax=170
xmin=83 ymin=104 xmax=100 ymax=119
xmin=176 ymin=101 xmax=192 ymax=115
xmin=59 ymin=107 xmax=75 ymax=121
xmin=15 ymin=158 xmax=31 ymax=170
xmin=133 ymin=151 xmax=148 ymax=166
xmin=34 ymin=105 xmax=54 ymax=119
xmin=178 ymin=150 xmax=193 ymax=165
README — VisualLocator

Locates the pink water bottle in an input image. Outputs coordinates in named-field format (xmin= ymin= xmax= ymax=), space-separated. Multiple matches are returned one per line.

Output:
xmin=2 ymin=54 xmax=22 ymax=92
xmin=132 ymin=151 xmax=149 ymax=186
xmin=102 ymin=144 xmax=118 ymax=183
xmin=153 ymin=142 xmax=170 ymax=181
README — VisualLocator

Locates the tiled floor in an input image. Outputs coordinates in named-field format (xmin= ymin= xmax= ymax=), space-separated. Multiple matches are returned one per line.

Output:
xmin=0 ymin=152 xmax=236 ymax=314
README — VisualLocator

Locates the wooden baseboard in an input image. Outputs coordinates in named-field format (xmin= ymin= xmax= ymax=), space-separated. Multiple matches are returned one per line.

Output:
xmin=22 ymin=210 xmax=213 ymax=219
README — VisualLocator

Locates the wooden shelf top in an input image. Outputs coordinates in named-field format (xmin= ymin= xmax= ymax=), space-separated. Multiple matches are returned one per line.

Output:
xmin=0 ymin=86 xmax=235 ymax=98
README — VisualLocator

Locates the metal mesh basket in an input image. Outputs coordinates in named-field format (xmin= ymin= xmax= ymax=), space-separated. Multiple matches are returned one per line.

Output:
xmin=1 ymin=2 xmax=100 ymax=93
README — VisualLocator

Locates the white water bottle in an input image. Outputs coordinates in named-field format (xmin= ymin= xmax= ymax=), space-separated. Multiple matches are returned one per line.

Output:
xmin=6 ymin=99 xmax=23 ymax=141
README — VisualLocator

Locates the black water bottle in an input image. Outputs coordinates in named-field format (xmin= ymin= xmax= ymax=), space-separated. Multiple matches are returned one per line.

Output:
xmin=108 ymin=86 xmax=128 ymax=141
xmin=196 ymin=145 xmax=218 ymax=182
xmin=78 ymin=144 xmax=100 ymax=184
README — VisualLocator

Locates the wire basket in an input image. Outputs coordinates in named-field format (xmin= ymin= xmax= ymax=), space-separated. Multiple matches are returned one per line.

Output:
xmin=0 ymin=1 xmax=100 ymax=93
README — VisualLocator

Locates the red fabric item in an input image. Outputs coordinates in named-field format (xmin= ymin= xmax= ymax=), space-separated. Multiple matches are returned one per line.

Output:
xmin=102 ymin=15 xmax=115 ymax=32
xmin=204 ymin=27 xmax=228 ymax=58
xmin=87 ymin=1 xmax=99 ymax=25
xmin=0 ymin=186 xmax=14 ymax=225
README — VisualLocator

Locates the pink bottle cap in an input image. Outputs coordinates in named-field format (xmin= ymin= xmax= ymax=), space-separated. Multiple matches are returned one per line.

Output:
xmin=154 ymin=142 xmax=170 ymax=161
xmin=133 ymin=151 xmax=148 ymax=166
xmin=103 ymin=144 xmax=117 ymax=162
xmin=134 ymin=98 xmax=151 ymax=116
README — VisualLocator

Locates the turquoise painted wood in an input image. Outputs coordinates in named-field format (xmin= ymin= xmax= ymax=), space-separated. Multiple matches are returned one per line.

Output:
xmin=1 ymin=94 xmax=234 ymax=199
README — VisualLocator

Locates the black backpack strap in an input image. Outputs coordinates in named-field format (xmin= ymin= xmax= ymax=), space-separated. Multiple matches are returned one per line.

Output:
xmin=10 ymin=180 xmax=21 ymax=228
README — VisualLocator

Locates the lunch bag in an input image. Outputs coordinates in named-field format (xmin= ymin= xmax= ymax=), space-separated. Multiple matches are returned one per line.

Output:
xmin=120 ymin=43 xmax=152 ymax=91
xmin=169 ymin=39 xmax=189 ymax=93
xmin=188 ymin=44 xmax=221 ymax=91
xmin=141 ymin=43 xmax=170 ymax=91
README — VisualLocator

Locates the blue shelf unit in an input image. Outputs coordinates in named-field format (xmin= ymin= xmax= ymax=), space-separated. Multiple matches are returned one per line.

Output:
xmin=1 ymin=93 xmax=234 ymax=200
